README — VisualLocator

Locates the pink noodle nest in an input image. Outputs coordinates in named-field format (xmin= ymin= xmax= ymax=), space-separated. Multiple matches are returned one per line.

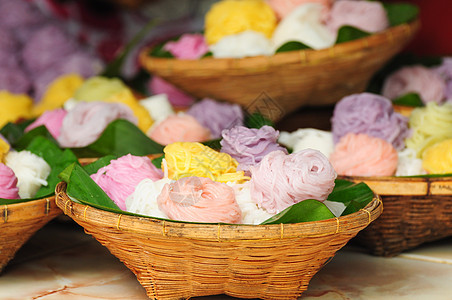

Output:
xmin=330 ymin=133 xmax=398 ymax=177
xmin=325 ymin=0 xmax=389 ymax=34
xmin=163 ymin=33 xmax=209 ymax=60
xmin=250 ymin=149 xmax=337 ymax=214
xmin=149 ymin=76 xmax=195 ymax=108
xmin=25 ymin=108 xmax=67 ymax=139
xmin=148 ymin=114 xmax=211 ymax=145
xmin=91 ymin=154 xmax=163 ymax=210
xmin=382 ymin=65 xmax=446 ymax=104
xmin=268 ymin=0 xmax=333 ymax=19
xmin=0 ymin=163 xmax=20 ymax=199
xmin=157 ymin=176 xmax=242 ymax=223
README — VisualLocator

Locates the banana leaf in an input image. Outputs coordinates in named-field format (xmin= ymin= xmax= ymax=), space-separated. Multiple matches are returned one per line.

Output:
xmin=335 ymin=26 xmax=370 ymax=44
xmin=275 ymin=41 xmax=311 ymax=53
xmin=1 ymin=120 xmax=165 ymax=158
xmin=26 ymin=136 xmax=79 ymax=198
xmin=275 ymin=25 xmax=370 ymax=53
xmin=149 ymin=42 xmax=174 ymax=58
xmin=383 ymin=3 xmax=419 ymax=27
xmin=70 ymin=119 xmax=164 ymax=157
xmin=261 ymin=200 xmax=335 ymax=224
xmin=151 ymin=155 xmax=164 ymax=169
xmin=60 ymin=152 xmax=167 ymax=214
xmin=59 ymin=163 xmax=122 ymax=213
xmin=262 ymin=179 xmax=374 ymax=224
xmin=15 ymin=126 xmax=58 ymax=150
xmin=202 ymin=139 xmax=221 ymax=150
xmin=327 ymin=179 xmax=374 ymax=216
xmin=244 ymin=112 xmax=274 ymax=129
xmin=0 ymin=120 xmax=34 ymax=145
xmin=1 ymin=123 xmax=56 ymax=151
xmin=83 ymin=155 xmax=118 ymax=175
xmin=392 ymin=92 xmax=424 ymax=107
xmin=1 ymin=119 xmax=233 ymax=158
xmin=202 ymin=51 xmax=213 ymax=58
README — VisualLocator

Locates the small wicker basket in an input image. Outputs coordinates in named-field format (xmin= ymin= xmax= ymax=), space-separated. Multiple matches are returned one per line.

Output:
xmin=342 ymin=175 xmax=452 ymax=257
xmin=140 ymin=20 xmax=419 ymax=121
xmin=0 ymin=196 xmax=62 ymax=271
xmin=56 ymin=181 xmax=382 ymax=300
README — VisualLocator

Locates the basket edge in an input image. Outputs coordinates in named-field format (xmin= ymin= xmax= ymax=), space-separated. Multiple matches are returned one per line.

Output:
xmin=0 ymin=196 xmax=62 ymax=223
xmin=55 ymin=182 xmax=382 ymax=241
xmin=139 ymin=19 xmax=420 ymax=72
xmin=339 ymin=175 xmax=452 ymax=196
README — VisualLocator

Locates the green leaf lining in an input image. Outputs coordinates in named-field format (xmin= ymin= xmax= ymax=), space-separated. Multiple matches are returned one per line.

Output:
xmin=275 ymin=41 xmax=312 ymax=53
xmin=392 ymin=92 xmax=424 ymax=107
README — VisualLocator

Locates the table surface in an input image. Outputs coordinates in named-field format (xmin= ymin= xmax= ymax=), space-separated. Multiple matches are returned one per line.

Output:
xmin=1 ymin=218 xmax=451 ymax=300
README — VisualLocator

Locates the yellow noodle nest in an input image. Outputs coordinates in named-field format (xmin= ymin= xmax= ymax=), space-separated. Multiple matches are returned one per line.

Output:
xmin=73 ymin=76 xmax=127 ymax=101
xmin=104 ymin=89 xmax=154 ymax=132
xmin=405 ymin=102 xmax=452 ymax=158
xmin=163 ymin=142 xmax=248 ymax=183
xmin=0 ymin=91 xmax=33 ymax=129
xmin=0 ymin=138 xmax=10 ymax=163
xmin=32 ymin=74 xmax=84 ymax=117
xmin=205 ymin=0 xmax=277 ymax=45
xmin=422 ymin=138 xmax=452 ymax=174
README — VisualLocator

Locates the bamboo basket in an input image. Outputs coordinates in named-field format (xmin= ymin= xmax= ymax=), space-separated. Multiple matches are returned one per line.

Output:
xmin=139 ymin=20 xmax=420 ymax=121
xmin=56 ymin=181 xmax=382 ymax=300
xmin=0 ymin=196 xmax=62 ymax=271
xmin=341 ymin=175 xmax=452 ymax=257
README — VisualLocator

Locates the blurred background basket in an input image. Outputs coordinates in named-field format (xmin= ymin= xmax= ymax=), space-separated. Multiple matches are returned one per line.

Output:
xmin=56 ymin=181 xmax=382 ymax=300
xmin=0 ymin=196 xmax=62 ymax=271
xmin=140 ymin=20 xmax=419 ymax=121
xmin=342 ymin=175 xmax=452 ymax=257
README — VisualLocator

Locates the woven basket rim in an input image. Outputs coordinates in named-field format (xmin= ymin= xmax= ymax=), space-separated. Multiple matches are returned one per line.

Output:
xmin=0 ymin=195 xmax=55 ymax=209
xmin=340 ymin=175 xmax=452 ymax=182
xmin=140 ymin=19 xmax=420 ymax=69
xmin=338 ymin=175 xmax=452 ymax=196
xmin=0 ymin=196 xmax=61 ymax=223
xmin=56 ymin=181 xmax=382 ymax=241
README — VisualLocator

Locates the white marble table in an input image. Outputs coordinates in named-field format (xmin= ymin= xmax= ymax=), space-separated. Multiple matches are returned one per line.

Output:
xmin=1 ymin=218 xmax=451 ymax=300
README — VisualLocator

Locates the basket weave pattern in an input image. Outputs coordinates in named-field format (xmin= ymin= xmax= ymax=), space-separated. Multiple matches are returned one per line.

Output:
xmin=343 ymin=176 xmax=452 ymax=256
xmin=0 ymin=196 xmax=62 ymax=271
xmin=140 ymin=21 xmax=419 ymax=121
xmin=56 ymin=182 xmax=382 ymax=299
